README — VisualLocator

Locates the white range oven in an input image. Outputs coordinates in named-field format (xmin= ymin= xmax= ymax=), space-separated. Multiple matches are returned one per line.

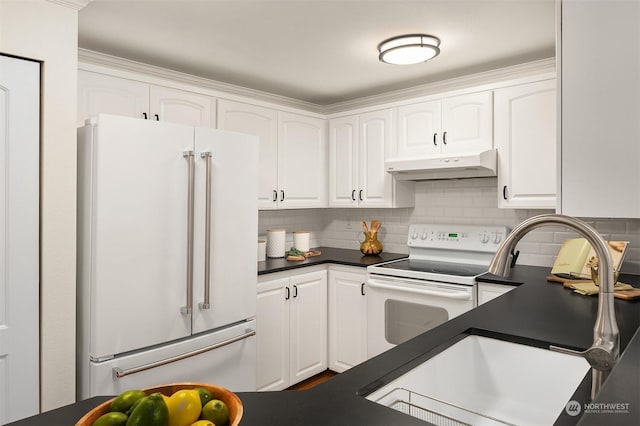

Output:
xmin=366 ymin=223 xmax=510 ymax=358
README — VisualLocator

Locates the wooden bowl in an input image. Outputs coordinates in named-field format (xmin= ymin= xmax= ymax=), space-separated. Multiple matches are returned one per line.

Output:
xmin=75 ymin=382 xmax=242 ymax=426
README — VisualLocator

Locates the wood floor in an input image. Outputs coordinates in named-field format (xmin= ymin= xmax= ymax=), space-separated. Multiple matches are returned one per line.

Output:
xmin=286 ymin=370 xmax=337 ymax=390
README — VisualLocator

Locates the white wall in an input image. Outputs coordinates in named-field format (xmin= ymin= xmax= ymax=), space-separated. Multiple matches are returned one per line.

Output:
xmin=0 ymin=0 xmax=81 ymax=411
xmin=260 ymin=178 xmax=640 ymax=273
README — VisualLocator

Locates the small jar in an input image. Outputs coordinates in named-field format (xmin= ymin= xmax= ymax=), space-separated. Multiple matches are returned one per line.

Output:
xmin=360 ymin=231 xmax=383 ymax=255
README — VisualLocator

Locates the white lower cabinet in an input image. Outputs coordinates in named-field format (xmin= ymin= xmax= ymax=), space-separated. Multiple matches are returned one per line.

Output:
xmin=256 ymin=269 xmax=327 ymax=391
xmin=328 ymin=266 xmax=368 ymax=372
xmin=477 ymin=283 xmax=515 ymax=306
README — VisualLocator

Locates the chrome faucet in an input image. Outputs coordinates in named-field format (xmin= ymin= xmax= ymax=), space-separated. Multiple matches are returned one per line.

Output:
xmin=488 ymin=214 xmax=619 ymax=400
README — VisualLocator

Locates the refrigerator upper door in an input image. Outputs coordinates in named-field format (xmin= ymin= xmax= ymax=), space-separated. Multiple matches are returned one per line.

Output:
xmin=84 ymin=114 xmax=194 ymax=359
xmin=191 ymin=128 xmax=259 ymax=334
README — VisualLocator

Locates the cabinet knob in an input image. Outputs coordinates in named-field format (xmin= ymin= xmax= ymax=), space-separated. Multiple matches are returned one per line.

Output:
xmin=443 ymin=131 xmax=447 ymax=145
xmin=361 ymin=282 xmax=365 ymax=296
xmin=280 ymin=190 xmax=285 ymax=202
xmin=285 ymin=287 xmax=290 ymax=300
xmin=351 ymin=189 xmax=356 ymax=201
xmin=293 ymin=284 xmax=298 ymax=298
xmin=503 ymin=185 xmax=509 ymax=200
xmin=154 ymin=114 xmax=159 ymax=121
xmin=433 ymin=133 xmax=438 ymax=146
xmin=273 ymin=190 xmax=278 ymax=202
xmin=359 ymin=189 xmax=363 ymax=201
xmin=142 ymin=112 xmax=148 ymax=120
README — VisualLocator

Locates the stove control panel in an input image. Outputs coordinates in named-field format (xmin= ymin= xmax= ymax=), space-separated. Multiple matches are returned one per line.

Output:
xmin=407 ymin=224 xmax=510 ymax=252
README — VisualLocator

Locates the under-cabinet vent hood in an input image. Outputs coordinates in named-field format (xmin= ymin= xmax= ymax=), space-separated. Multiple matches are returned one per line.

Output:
xmin=385 ymin=149 xmax=497 ymax=181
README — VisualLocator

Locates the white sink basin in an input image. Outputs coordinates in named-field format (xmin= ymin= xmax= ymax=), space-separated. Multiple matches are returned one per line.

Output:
xmin=365 ymin=334 xmax=590 ymax=426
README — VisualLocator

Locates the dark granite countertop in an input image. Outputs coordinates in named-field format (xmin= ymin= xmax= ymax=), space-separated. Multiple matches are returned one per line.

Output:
xmin=258 ymin=246 xmax=407 ymax=275
xmin=11 ymin=265 xmax=640 ymax=426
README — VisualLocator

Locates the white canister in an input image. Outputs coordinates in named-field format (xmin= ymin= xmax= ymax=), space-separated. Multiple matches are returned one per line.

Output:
xmin=293 ymin=231 xmax=310 ymax=252
xmin=257 ymin=239 xmax=266 ymax=262
xmin=266 ymin=229 xmax=286 ymax=258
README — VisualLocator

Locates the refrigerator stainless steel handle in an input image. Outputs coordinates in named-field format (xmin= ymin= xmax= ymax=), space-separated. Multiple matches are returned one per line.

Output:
xmin=199 ymin=152 xmax=212 ymax=310
xmin=112 ymin=328 xmax=256 ymax=379
xmin=181 ymin=150 xmax=195 ymax=315
xmin=367 ymin=279 xmax=472 ymax=300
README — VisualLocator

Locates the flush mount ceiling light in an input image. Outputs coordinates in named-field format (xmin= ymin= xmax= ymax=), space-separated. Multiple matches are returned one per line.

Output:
xmin=378 ymin=34 xmax=441 ymax=65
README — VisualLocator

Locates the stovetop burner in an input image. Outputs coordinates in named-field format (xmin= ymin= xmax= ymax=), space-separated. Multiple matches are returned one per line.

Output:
xmin=378 ymin=259 xmax=489 ymax=277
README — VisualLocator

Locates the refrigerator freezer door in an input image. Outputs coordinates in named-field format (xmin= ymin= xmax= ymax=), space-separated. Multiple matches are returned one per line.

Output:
xmin=191 ymin=128 xmax=259 ymax=334
xmin=82 ymin=320 xmax=256 ymax=398
xmin=79 ymin=115 xmax=195 ymax=359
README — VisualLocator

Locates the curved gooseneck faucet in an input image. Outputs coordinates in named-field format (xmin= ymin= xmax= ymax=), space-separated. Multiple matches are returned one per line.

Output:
xmin=488 ymin=214 xmax=619 ymax=400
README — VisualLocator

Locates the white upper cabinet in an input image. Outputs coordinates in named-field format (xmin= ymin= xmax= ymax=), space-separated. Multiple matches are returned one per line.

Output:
xmin=495 ymin=78 xmax=557 ymax=209
xmin=560 ymin=0 xmax=640 ymax=218
xmin=277 ymin=112 xmax=327 ymax=209
xmin=150 ymin=86 xmax=216 ymax=128
xmin=78 ymin=70 xmax=148 ymax=126
xmin=217 ymin=99 xmax=279 ymax=209
xmin=394 ymin=91 xmax=493 ymax=159
xmin=78 ymin=70 xmax=216 ymax=128
xmin=329 ymin=110 xmax=413 ymax=208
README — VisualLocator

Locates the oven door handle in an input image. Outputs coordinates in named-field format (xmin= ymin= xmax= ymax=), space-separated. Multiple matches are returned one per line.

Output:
xmin=367 ymin=279 xmax=472 ymax=300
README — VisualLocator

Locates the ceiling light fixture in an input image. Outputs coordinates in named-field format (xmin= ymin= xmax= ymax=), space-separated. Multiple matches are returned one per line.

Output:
xmin=378 ymin=34 xmax=441 ymax=65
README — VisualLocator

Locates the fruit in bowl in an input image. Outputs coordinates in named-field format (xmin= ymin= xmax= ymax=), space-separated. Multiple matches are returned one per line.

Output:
xmin=75 ymin=383 xmax=242 ymax=426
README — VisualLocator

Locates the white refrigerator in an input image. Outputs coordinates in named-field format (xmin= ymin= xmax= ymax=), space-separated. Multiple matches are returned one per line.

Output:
xmin=77 ymin=114 xmax=258 ymax=398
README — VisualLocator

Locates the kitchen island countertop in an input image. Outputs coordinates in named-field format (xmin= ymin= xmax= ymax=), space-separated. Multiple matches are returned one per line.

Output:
xmin=10 ymin=265 xmax=640 ymax=426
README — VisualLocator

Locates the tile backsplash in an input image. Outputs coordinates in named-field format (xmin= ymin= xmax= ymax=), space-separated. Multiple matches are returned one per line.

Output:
xmin=259 ymin=177 xmax=640 ymax=273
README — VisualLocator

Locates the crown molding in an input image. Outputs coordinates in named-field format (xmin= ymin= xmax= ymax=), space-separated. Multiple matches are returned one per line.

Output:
xmin=46 ymin=0 xmax=92 ymax=10
xmin=78 ymin=49 xmax=325 ymax=114
xmin=323 ymin=57 xmax=556 ymax=114
xmin=79 ymin=49 xmax=555 ymax=116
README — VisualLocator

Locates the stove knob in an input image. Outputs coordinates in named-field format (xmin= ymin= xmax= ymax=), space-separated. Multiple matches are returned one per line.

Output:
xmin=411 ymin=231 xmax=419 ymax=240
xmin=493 ymin=233 xmax=502 ymax=244
xmin=420 ymin=232 xmax=428 ymax=240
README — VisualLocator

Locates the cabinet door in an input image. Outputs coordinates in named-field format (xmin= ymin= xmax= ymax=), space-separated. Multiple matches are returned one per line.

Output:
xmin=495 ymin=79 xmax=556 ymax=209
xmin=217 ymin=100 xmax=279 ymax=210
xmin=358 ymin=109 xmax=393 ymax=208
xmin=289 ymin=270 xmax=327 ymax=384
xmin=561 ymin=0 xmax=640 ymax=218
xmin=328 ymin=115 xmax=358 ymax=207
xmin=278 ymin=112 xmax=327 ymax=208
xmin=150 ymin=86 xmax=216 ymax=128
xmin=256 ymin=278 xmax=290 ymax=391
xmin=328 ymin=269 xmax=367 ymax=372
xmin=78 ymin=70 xmax=149 ymax=126
xmin=441 ymin=92 xmax=493 ymax=154
xmin=395 ymin=100 xmax=441 ymax=159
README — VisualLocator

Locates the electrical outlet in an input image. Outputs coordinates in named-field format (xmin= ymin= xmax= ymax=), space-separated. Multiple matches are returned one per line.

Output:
xmin=346 ymin=217 xmax=352 ymax=230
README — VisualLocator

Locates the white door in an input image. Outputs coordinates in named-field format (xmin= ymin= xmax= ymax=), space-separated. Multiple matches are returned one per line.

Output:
xmin=217 ymin=100 xmax=279 ymax=210
xmin=441 ymin=92 xmax=493 ymax=154
xmin=191 ymin=128 xmax=258 ymax=334
xmin=328 ymin=115 xmax=358 ymax=207
xmin=289 ymin=270 xmax=327 ymax=384
xmin=81 ymin=115 xmax=194 ymax=359
xmin=495 ymin=79 xmax=556 ymax=209
xmin=0 ymin=55 xmax=40 ymax=424
xmin=256 ymin=278 xmax=290 ymax=391
xmin=150 ymin=86 xmax=216 ymax=128
xmin=395 ymin=100 xmax=441 ymax=158
xmin=77 ymin=70 xmax=149 ymax=125
xmin=328 ymin=269 xmax=367 ymax=372
xmin=359 ymin=109 xmax=393 ymax=207
xmin=278 ymin=112 xmax=327 ymax=208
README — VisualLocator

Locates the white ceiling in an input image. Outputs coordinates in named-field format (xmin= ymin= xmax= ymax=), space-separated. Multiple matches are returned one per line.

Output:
xmin=78 ymin=0 xmax=556 ymax=106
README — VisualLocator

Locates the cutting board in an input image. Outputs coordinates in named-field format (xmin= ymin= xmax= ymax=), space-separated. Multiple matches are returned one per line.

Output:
xmin=547 ymin=275 xmax=640 ymax=300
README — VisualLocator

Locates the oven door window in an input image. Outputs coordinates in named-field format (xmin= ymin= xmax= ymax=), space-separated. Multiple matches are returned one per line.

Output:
xmin=385 ymin=299 xmax=448 ymax=345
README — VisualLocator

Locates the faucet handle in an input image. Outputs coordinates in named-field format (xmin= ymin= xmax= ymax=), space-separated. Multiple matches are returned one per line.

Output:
xmin=550 ymin=345 xmax=616 ymax=371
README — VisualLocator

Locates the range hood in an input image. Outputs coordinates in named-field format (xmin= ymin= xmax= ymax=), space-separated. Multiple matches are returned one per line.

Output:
xmin=385 ymin=149 xmax=497 ymax=181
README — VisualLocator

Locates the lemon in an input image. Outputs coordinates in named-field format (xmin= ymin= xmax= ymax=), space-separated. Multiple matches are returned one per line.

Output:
xmin=190 ymin=421 xmax=215 ymax=426
xmin=201 ymin=400 xmax=229 ymax=426
xmin=166 ymin=389 xmax=202 ymax=426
